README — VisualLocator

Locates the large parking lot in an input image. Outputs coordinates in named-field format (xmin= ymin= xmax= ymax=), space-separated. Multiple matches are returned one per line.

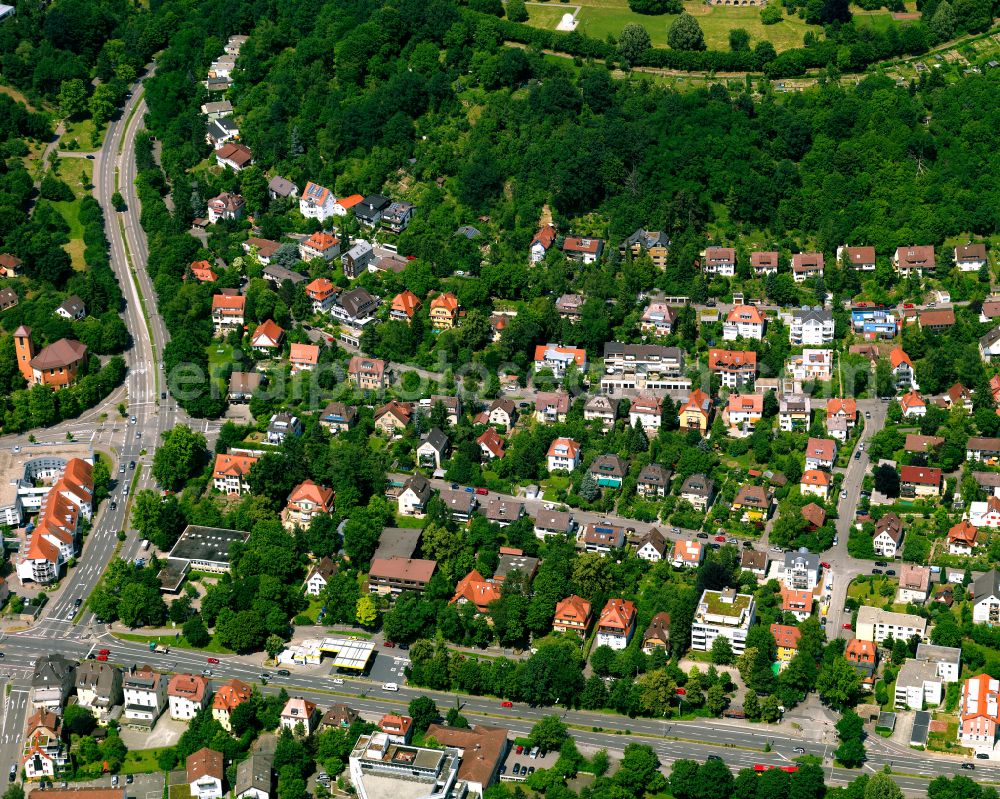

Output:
xmin=500 ymin=746 xmax=559 ymax=782
xmin=363 ymin=649 xmax=410 ymax=686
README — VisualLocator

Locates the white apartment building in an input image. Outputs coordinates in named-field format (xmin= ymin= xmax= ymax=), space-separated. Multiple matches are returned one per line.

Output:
xmin=690 ymin=588 xmax=756 ymax=655
xmin=855 ymin=606 xmax=928 ymax=644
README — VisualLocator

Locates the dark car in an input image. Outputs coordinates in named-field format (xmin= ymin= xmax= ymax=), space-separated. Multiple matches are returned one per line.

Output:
xmin=886 ymin=569 xmax=896 ymax=576
xmin=697 ymin=532 xmax=709 ymax=539
xmin=277 ymin=669 xmax=290 ymax=677
xmin=961 ymin=763 xmax=975 ymax=770
xmin=161 ymin=392 xmax=166 ymax=400
xmin=126 ymin=775 xmax=134 ymax=784
xmin=85 ymin=154 xmax=95 ymax=160
xmin=872 ymin=568 xmax=883 ymax=574
xmin=875 ymin=560 xmax=888 ymax=567
xmin=977 ymin=753 xmax=990 ymax=759
xmin=512 ymin=764 xmax=520 ymax=776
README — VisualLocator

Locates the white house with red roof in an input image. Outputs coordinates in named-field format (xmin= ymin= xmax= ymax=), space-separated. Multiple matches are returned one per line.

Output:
xmin=804 ymin=437 xmax=837 ymax=471
xmin=900 ymin=390 xmax=926 ymax=418
xmin=959 ymin=675 xmax=1000 ymax=754
xmin=250 ymin=319 xmax=284 ymax=352
xmin=969 ymin=497 xmax=1000 ymax=530
xmin=533 ymin=343 xmax=587 ymax=379
xmin=530 ymin=224 xmax=556 ymax=263
xmin=477 ymin=428 xmax=506 ymax=461
xmin=671 ymin=539 xmax=704 ymax=569
xmin=891 ymin=347 xmax=917 ymax=391
xmin=800 ymin=469 xmax=831 ymax=501
xmin=723 ymin=305 xmax=765 ymax=341
xmin=299 ymin=182 xmax=336 ymax=221
xmin=299 ymin=231 xmax=341 ymax=262
xmin=628 ymin=396 xmax=662 ymax=432
xmin=595 ymin=599 xmax=637 ymax=650
xmin=306 ymin=278 xmax=339 ymax=312
xmin=553 ymin=595 xmax=592 ymax=636
xmin=283 ymin=480 xmax=335 ymax=530
xmin=547 ymin=437 xmax=580 ymax=472
xmin=213 ymin=453 xmax=258 ymax=495
xmin=289 ymin=343 xmax=320 ymax=374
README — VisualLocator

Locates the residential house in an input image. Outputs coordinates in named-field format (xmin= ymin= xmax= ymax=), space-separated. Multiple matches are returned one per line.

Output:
xmin=375 ymin=401 xmax=412 ymax=436
xmin=786 ymin=349 xmax=833 ymax=383
xmin=702 ymin=246 xmax=736 ymax=276
xmin=783 ymin=550 xmax=820 ymax=591
xmin=580 ymin=522 xmax=626 ymax=554
xmin=956 ymin=243 xmax=988 ymax=272
xmin=382 ymin=201 xmax=414 ymax=233
xmin=21 ymin=709 xmax=69 ymax=780
xmin=781 ymin=587 xmax=814 ymax=621
xmin=874 ymin=513 xmax=903 ymax=558
xmin=800 ymin=469 xmax=831 ymax=501
xmin=74 ymin=661 xmax=123 ymax=723
xmin=733 ymin=485 xmax=772 ymax=522
xmin=299 ymin=231 xmax=340 ymax=263
xmin=679 ymin=474 xmax=714 ymax=511
xmin=250 ymin=319 xmax=284 ymax=352
xmin=529 ymin=225 xmax=556 ymax=263
xmin=723 ymin=305 xmax=765 ymax=341
xmin=975 ymin=470 xmax=1000 ymax=497
xmin=430 ymin=292 xmax=460 ymax=330
xmin=801 ymin=502 xmax=826 ymax=529
xmin=894 ymin=659 xmax=946 ymax=710
xmin=377 ymin=714 xmax=414 ymax=746
xmin=320 ymin=402 xmax=357 ymax=433
xmin=477 ymin=428 xmax=505 ymax=461
xmin=959 ymin=675 xmax=1000 ymax=753
xmin=672 ymin=539 xmax=704 ymax=569
xmin=553 ymin=595 xmax=592 ymax=636
xmin=123 ymin=665 xmax=168 ymax=726
xmin=438 ymin=490 xmax=477 ymax=525
xmin=331 ymin=287 xmax=379 ymax=333
xmin=396 ymin=473 xmax=431 ymax=517
xmin=805 ymin=437 xmax=837 ymax=471
xmin=533 ymin=343 xmax=587 ymax=379
xmin=708 ymin=349 xmax=756 ymax=388
xmin=31 ymin=654 xmax=76 ymax=712
xmin=678 ymin=388 xmax=712 ymax=433
xmin=168 ymin=673 xmax=211 ymax=721
xmin=690 ymin=588 xmax=756 ymax=655
xmin=900 ymin=465 xmax=942 ymax=497
xmin=215 ymin=142 xmax=253 ymax=171
xmin=845 ymin=638 xmax=878 ymax=686
xmin=188 ymin=748 xmax=225 ymax=799
xmin=562 ymin=236 xmax=604 ymax=264
xmin=533 ymin=508 xmax=573 ymax=540
xmin=483 ymin=398 xmax=517 ymax=431
xmin=750 ymin=250 xmax=778 ymax=276
xmin=967 ymin=437 xmax=1000 ymax=463
xmin=280 ymin=697 xmax=320 ymax=734
xmin=740 ymin=549 xmax=768 ymax=582
xmin=320 ymin=704 xmax=360 ymax=732
xmin=0 ymin=253 xmax=23 ymax=277
xmin=771 ymin=624 xmax=801 ymax=664
xmin=637 ymin=464 xmax=671 ymax=498
xmin=791 ymin=252 xmax=824 ymax=282
xmin=0 ymin=287 xmax=19 ymax=310
xmin=779 ymin=394 xmax=812 ymax=432
xmin=390 ymin=290 xmax=421 ymax=323
xmin=897 ymin=564 xmax=931 ymax=604
xmin=634 ymin=527 xmax=668 ymax=561
xmin=451 ymin=571 xmax=501 ymax=615
xmin=919 ymin=308 xmax=956 ymax=333
xmin=211 ymin=292 xmax=245 ymax=335
xmin=354 ymin=195 xmax=390 ymax=228
xmin=980 ymin=327 xmax=1000 ymax=361
xmin=348 ymin=356 xmax=387 ymax=391
xmin=790 ymin=307 xmax=835 ymax=345
xmin=891 ymin=347 xmax=917 ymax=391
xmin=622 ymin=229 xmax=669 ymax=268
xmin=266 ymin=412 xmax=301 ymax=445
xmin=948 ymin=520 xmax=979 ymax=555
xmin=639 ymin=302 xmax=676 ymax=336
xmin=595 ymin=599 xmax=637 ymax=651
xmin=629 ymin=395 xmax=663 ymax=432
xmin=283 ymin=480 xmax=335 ymax=531
xmin=535 ymin=391 xmax=571 ymax=424
xmin=189 ymin=260 xmax=217 ymax=283
xmin=837 ymin=245 xmax=877 ymax=271
xmin=943 ymin=383 xmax=974 ymax=412
xmin=900 ymin=390 xmax=926 ymax=418
xmin=724 ymin=393 xmax=764 ymax=437
xmin=555 ymin=293 xmax=586 ymax=323
xmin=589 ymin=454 xmax=627 ymax=488
xmin=969 ymin=496 xmax=1000 ymax=528
xmin=267 ymin=176 xmax=298 ymax=200
xmin=288 ymin=343 xmax=319 ymax=374
xmin=826 ymin=398 xmax=857 ymax=441
xmin=55 ymin=295 xmax=86 ymax=321
xmin=584 ymin=395 xmax=619 ymax=430
xmin=342 ymin=240 xmax=375 ymax=279
xmin=973 ymin=570 xmax=1000 ymax=625
xmin=547 ymin=438 xmax=581 ymax=473
xmin=893 ymin=246 xmax=936 ymax=277
xmin=332 ymin=194 xmax=364 ymax=216
xmin=304 ymin=558 xmax=338 ymax=597
xmin=855 ymin=606 xmax=928 ymax=644
xmin=482 ymin=498 xmax=524 ymax=527
xmin=642 ymin=613 xmax=671 ymax=654
xmin=905 ymin=434 xmax=945 ymax=455
xmin=851 ymin=305 xmax=898 ymax=340
xmin=416 ymin=428 xmax=449 ymax=470
xmin=234 ymin=753 xmax=274 ymax=799
xmin=299 ymin=182 xmax=336 ymax=221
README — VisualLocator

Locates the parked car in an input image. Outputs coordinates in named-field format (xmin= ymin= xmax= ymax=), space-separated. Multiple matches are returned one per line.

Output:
xmin=886 ymin=569 xmax=896 ymax=576
xmin=875 ymin=560 xmax=888 ymax=567
xmin=381 ymin=682 xmax=399 ymax=691
xmin=872 ymin=568 xmax=883 ymax=575
xmin=697 ymin=532 xmax=709 ymax=539
xmin=332 ymin=678 xmax=344 ymax=685
xmin=512 ymin=764 xmax=521 ymax=776
xmin=383 ymin=640 xmax=395 ymax=648
xmin=516 ymin=745 xmax=524 ymax=754
xmin=842 ymin=623 xmax=852 ymax=629
xmin=475 ymin=488 xmax=488 ymax=495
xmin=714 ymin=535 xmax=726 ymax=542
xmin=820 ymin=561 xmax=831 ymax=569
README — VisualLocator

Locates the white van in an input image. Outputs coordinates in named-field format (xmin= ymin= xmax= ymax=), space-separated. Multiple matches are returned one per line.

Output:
xmin=141 ymin=539 xmax=150 ymax=551
xmin=381 ymin=682 xmax=399 ymax=692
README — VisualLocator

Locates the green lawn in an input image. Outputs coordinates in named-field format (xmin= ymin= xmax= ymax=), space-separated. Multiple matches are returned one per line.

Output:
xmin=48 ymin=157 xmax=94 ymax=271
xmin=393 ymin=514 xmax=425 ymax=529
xmin=525 ymin=0 xmax=823 ymax=53
xmin=61 ymin=116 xmax=100 ymax=151
xmin=121 ymin=748 xmax=172 ymax=775
xmin=207 ymin=342 xmax=234 ymax=392
xmin=114 ymin=631 xmax=235 ymax=655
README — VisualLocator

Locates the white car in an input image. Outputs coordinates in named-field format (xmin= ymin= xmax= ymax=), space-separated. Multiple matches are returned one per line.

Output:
xmin=858 ymin=442 xmax=865 ymax=451
xmin=840 ymin=489 xmax=848 ymax=499
xmin=332 ymin=678 xmax=344 ymax=685
xmin=381 ymin=682 xmax=399 ymax=692
xmin=543 ymin=503 xmax=554 ymax=511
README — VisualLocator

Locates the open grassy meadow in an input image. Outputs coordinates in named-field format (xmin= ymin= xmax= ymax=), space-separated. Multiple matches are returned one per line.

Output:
xmin=524 ymin=0 xmax=899 ymax=54
xmin=50 ymin=156 xmax=94 ymax=270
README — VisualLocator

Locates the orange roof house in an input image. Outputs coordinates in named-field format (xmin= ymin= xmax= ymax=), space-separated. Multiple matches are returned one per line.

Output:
xmin=553 ymin=594 xmax=592 ymax=636
xmin=189 ymin=260 xmax=217 ymax=282
xmin=289 ymin=342 xmax=320 ymax=373
xmin=679 ymin=388 xmax=712 ymax=433
xmin=430 ymin=292 xmax=460 ymax=330
xmin=212 ymin=679 xmax=252 ymax=731
xmin=390 ymin=290 xmax=422 ymax=323
xmin=451 ymin=570 xmax=502 ymax=614
xmin=251 ymin=319 xmax=285 ymax=350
